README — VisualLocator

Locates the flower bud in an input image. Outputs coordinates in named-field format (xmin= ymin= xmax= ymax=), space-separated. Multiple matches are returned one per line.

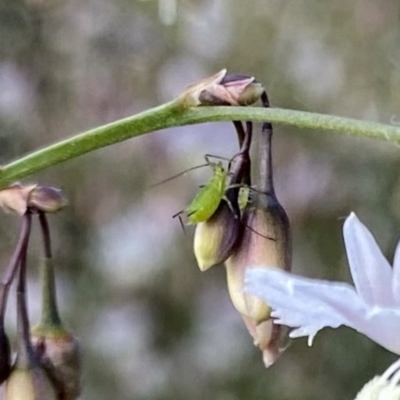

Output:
xmin=180 ymin=70 xmax=264 ymax=107
xmin=31 ymin=256 xmax=82 ymax=400
xmin=220 ymin=74 xmax=265 ymax=106
xmin=28 ymin=186 xmax=67 ymax=213
xmin=193 ymin=200 xmax=241 ymax=271
xmin=224 ymin=112 xmax=292 ymax=367
xmin=193 ymin=119 xmax=253 ymax=272
xmin=226 ymin=198 xmax=291 ymax=324
xmin=5 ymin=366 xmax=58 ymax=400
xmin=242 ymin=315 xmax=290 ymax=368
xmin=0 ymin=184 xmax=37 ymax=215
xmin=31 ymin=331 xmax=82 ymax=400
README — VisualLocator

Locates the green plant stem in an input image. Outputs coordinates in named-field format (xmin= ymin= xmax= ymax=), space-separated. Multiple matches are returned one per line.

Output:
xmin=0 ymin=100 xmax=399 ymax=189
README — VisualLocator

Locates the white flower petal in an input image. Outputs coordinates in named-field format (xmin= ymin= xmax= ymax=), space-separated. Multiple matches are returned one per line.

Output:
xmin=343 ymin=213 xmax=394 ymax=307
xmin=392 ymin=240 xmax=400 ymax=305
xmin=245 ymin=268 xmax=367 ymax=343
xmin=355 ymin=308 xmax=400 ymax=355
xmin=245 ymin=268 xmax=400 ymax=355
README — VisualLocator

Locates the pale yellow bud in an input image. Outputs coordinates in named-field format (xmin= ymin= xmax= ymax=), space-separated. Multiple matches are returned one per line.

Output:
xmin=194 ymin=201 xmax=241 ymax=271
xmin=5 ymin=366 xmax=57 ymax=400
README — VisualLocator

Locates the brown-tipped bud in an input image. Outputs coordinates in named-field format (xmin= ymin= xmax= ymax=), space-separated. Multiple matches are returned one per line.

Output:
xmin=5 ymin=366 xmax=58 ymax=400
xmin=242 ymin=315 xmax=290 ymax=368
xmin=220 ymin=74 xmax=265 ymax=106
xmin=31 ymin=332 xmax=82 ymax=400
xmin=180 ymin=70 xmax=263 ymax=107
xmin=28 ymin=186 xmax=67 ymax=213
xmin=0 ymin=325 xmax=11 ymax=384
xmin=193 ymin=201 xmax=241 ymax=272
xmin=225 ymin=196 xmax=291 ymax=325
xmin=0 ymin=184 xmax=37 ymax=216
xmin=236 ymin=82 xmax=265 ymax=106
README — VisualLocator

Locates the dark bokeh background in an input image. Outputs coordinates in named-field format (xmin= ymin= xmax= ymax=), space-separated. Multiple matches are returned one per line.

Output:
xmin=0 ymin=1 xmax=400 ymax=399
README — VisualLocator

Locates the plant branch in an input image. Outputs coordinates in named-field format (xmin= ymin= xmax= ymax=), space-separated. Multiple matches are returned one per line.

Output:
xmin=0 ymin=99 xmax=399 ymax=189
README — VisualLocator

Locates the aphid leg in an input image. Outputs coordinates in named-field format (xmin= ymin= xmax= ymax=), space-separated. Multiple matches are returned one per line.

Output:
xmin=223 ymin=194 xmax=275 ymax=242
xmin=242 ymin=222 xmax=276 ymax=242
xmin=225 ymin=183 xmax=246 ymax=191
xmin=172 ymin=210 xmax=187 ymax=236
xmin=204 ymin=154 xmax=232 ymax=164
xmin=248 ymin=186 xmax=273 ymax=196
xmin=222 ymin=196 xmax=240 ymax=220
xmin=178 ymin=215 xmax=187 ymax=236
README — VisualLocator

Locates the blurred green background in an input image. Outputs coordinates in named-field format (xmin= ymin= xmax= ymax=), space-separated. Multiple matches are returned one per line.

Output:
xmin=0 ymin=0 xmax=400 ymax=399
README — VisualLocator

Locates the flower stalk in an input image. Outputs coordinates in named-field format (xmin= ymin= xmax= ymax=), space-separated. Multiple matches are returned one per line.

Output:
xmin=0 ymin=102 xmax=399 ymax=190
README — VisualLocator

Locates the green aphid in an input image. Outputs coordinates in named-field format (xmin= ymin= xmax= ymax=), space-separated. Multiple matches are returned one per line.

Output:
xmin=174 ymin=162 xmax=230 ymax=224
xmin=238 ymin=186 xmax=250 ymax=210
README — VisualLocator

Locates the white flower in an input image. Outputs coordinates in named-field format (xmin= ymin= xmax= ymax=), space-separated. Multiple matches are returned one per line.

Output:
xmin=355 ymin=358 xmax=400 ymax=400
xmin=244 ymin=212 xmax=400 ymax=354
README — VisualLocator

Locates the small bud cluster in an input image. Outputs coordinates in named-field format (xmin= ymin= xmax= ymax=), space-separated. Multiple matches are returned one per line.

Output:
xmin=0 ymin=184 xmax=81 ymax=399
xmin=179 ymin=73 xmax=292 ymax=367
xmin=180 ymin=69 xmax=266 ymax=108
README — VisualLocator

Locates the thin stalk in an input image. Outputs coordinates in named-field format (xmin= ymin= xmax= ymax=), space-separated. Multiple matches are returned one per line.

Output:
xmin=0 ymin=213 xmax=32 ymax=319
xmin=15 ymin=212 xmax=37 ymax=368
xmin=0 ymin=104 xmax=400 ymax=189
xmin=227 ymin=121 xmax=253 ymax=209
xmin=258 ymin=122 xmax=274 ymax=195
xmin=36 ymin=212 xmax=62 ymax=330
xmin=233 ymin=121 xmax=245 ymax=148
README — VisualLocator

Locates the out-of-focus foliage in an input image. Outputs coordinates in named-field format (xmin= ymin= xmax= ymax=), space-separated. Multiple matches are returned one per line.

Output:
xmin=0 ymin=0 xmax=399 ymax=399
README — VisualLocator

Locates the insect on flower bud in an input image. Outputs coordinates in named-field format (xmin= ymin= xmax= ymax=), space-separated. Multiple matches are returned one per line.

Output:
xmin=193 ymin=200 xmax=241 ymax=271
xmin=193 ymin=121 xmax=253 ymax=271
xmin=224 ymin=102 xmax=292 ymax=366
xmin=28 ymin=186 xmax=67 ymax=213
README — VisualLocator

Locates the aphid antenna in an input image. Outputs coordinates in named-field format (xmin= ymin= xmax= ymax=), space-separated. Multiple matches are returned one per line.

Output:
xmin=152 ymin=154 xmax=237 ymax=189
xmin=150 ymin=163 xmax=210 ymax=187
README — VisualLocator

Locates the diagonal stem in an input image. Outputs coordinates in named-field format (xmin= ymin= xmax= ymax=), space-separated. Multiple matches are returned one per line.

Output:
xmin=0 ymin=103 xmax=399 ymax=190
